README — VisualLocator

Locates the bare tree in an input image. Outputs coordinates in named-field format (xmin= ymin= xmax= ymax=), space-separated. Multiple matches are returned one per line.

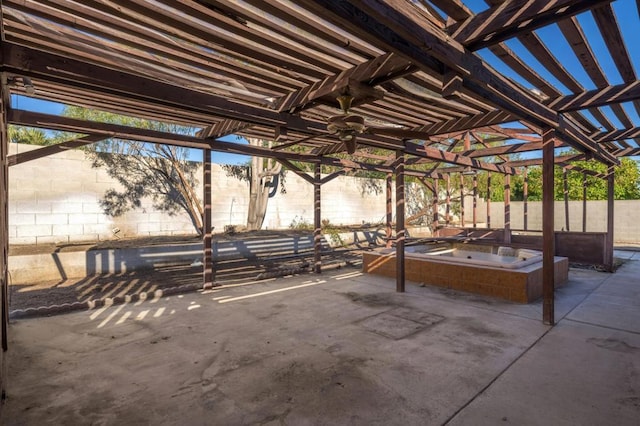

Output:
xmin=63 ymin=106 xmax=204 ymax=235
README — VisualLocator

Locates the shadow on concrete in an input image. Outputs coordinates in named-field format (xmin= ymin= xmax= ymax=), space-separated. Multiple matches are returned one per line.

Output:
xmin=82 ymin=234 xmax=331 ymax=276
xmin=9 ymin=235 xmax=365 ymax=317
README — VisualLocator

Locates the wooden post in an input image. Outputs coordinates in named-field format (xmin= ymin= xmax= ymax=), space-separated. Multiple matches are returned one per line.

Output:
xmin=604 ymin=166 xmax=615 ymax=272
xmin=386 ymin=173 xmax=393 ymax=248
xmin=504 ymin=174 xmax=511 ymax=244
xmin=582 ymin=172 xmax=587 ymax=233
xmin=395 ymin=151 xmax=405 ymax=293
xmin=1 ymin=79 xmax=9 ymax=356
xmin=432 ymin=178 xmax=439 ymax=235
xmin=473 ymin=174 xmax=477 ymax=228
xmin=460 ymin=174 xmax=465 ymax=227
xmin=314 ymin=163 xmax=322 ymax=273
xmin=542 ymin=128 xmax=555 ymax=326
xmin=445 ymin=174 xmax=451 ymax=226
xmin=523 ymin=167 xmax=528 ymax=231
xmin=203 ymin=149 xmax=213 ymax=288
xmin=563 ymin=168 xmax=570 ymax=231
xmin=487 ymin=174 xmax=491 ymax=228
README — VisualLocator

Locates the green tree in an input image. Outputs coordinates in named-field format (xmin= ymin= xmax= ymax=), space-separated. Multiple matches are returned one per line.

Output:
xmin=511 ymin=158 xmax=639 ymax=201
xmin=8 ymin=126 xmax=51 ymax=145
xmin=62 ymin=106 xmax=205 ymax=235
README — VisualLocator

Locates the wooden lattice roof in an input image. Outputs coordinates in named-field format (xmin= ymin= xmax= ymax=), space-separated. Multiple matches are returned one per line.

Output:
xmin=2 ymin=0 xmax=639 ymax=174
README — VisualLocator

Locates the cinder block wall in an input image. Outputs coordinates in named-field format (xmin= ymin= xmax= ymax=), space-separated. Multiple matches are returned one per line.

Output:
xmin=463 ymin=199 xmax=639 ymax=243
xmin=8 ymin=144 xmax=395 ymax=244
xmin=8 ymin=144 xmax=640 ymax=245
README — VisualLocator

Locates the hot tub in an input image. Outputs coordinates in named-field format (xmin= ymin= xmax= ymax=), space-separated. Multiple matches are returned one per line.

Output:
xmin=362 ymin=243 xmax=568 ymax=303
xmin=403 ymin=246 xmax=543 ymax=270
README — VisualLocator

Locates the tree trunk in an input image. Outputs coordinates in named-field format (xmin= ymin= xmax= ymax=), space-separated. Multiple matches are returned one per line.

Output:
xmin=246 ymin=139 xmax=281 ymax=230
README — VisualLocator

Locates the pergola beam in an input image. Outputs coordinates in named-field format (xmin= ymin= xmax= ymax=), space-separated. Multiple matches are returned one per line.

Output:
xmin=548 ymin=81 xmax=640 ymax=112
xmin=0 ymin=43 xmax=327 ymax=135
xmin=301 ymin=0 xmax=616 ymax=165
xmin=7 ymin=134 xmax=107 ymax=166
xmin=451 ymin=0 xmax=614 ymax=51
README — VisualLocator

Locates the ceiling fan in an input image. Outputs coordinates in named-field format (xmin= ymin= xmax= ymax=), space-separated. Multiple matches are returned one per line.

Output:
xmin=326 ymin=92 xmax=366 ymax=154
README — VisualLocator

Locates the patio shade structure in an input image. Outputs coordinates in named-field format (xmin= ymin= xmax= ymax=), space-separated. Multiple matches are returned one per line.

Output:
xmin=1 ymin=2 xmax=640 ymax=384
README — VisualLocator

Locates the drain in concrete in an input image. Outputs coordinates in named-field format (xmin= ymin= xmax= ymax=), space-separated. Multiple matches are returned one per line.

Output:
xmin=359 ymin=307 xmax=444 ymax=340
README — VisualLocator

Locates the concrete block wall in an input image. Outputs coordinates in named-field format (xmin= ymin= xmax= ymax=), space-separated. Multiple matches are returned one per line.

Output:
xmin=462 ymin=199 xmax=639 ymax=243
xmin=8 ymin=143 xmax=395 ymax=244
xmin=7 ymin=143 xmax=640 ymax=244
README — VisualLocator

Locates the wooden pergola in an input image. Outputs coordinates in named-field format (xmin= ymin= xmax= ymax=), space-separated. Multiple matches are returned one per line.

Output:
xmin=1 ymin=1 xmax=639 ymax=358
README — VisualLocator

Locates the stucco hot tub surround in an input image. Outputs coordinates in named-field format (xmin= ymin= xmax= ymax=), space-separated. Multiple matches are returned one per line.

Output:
xmin=362 ymin=243 xmax=568 ymax=303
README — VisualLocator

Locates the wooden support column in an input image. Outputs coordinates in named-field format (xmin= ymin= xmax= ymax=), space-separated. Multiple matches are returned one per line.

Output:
xmin=523 ymin=167 xmax=529 ymax=231
xmin=473 ymin=174 xmax=477 ymax=228
xmin=432 ymin=178 xmax=439 ymax=235
xmin=395 ymin=151 xmax=405 ymax=293
xmin=1 ymin=75 xmax=9 ymax=360
xmin=582 ymin=172 xmax=587 ymax=233
xmin=314 ymin=163 xmax=322 ymax=274
xmin=460 ymin=174 xmax=465 ymax=227
xmin=487 ymin=174 xmax=492 ymax=228
xmin=202 ymin=149 xmax=213 ymax=288
xmin=542 ymin=128 xmax=556 ymax=326
xmin=604 ymin=166 xmax=615 ymax=272
xmin=504 ymin=174 xmax=511 ymax=244
xmin=386 ymin=173 xmax=393 ymax=248
xmin=445 ymin=174 xmax=451 ymax=226
xmin=563 ymin=168 xmax=570 ymax=231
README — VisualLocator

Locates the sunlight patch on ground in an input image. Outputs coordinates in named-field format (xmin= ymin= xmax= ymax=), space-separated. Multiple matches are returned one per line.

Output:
xmin=217 ymin=279 xmax=327 ymax=304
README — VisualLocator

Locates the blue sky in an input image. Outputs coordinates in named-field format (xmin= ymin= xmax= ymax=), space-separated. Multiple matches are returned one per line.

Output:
xmin=10 ymin=0 xmax=639 ymax=162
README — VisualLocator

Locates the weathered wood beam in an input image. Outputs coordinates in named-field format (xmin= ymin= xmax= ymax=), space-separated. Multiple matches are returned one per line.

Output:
xmin=403 ymin=142 xmax=518 ymax=174
xmin=7 ymin=134 xmax=107 ymax=166
xmin=429 ymin=0 xmax=473 ymax=21
xmin=272 ymin=133 xmax=328 ymax=151
xmin=559 ymin=115 xmax=617 ymax=164
xmin=451 ymin=0 xmax=614 ymax=51
xmin=442 ymin=68 xmax=464 ymax=100
xmin=556 ymin=162 xmax=606 ymax=179
xmin=460 ymin=140 xmax=565 ymax=159
xmin=611 ymin=147 xmax=640 ymax=157
xmin=276 ymin=159 xmax=315 ymax=185
xmin=301 ymin=2 xmax=617 ymax=162
xmin=0 ymin=43 xmax=327 ymax=135
xmin=548 ymin=81 xmax=640 ymax=112
xmin=592 ymin=127 xmax=640 ymax=143
xmin=413 ymin=110 xmax=515 ymax=135
xmin=200 ymin=120 xmax=253 ymax=139
xmin=501 ymin=154 xmax=584 ymax=168
xmin=7 ymin=109 xmax=327 ymax=163
xmin=319 ymin=170 xmax=347 ymax=185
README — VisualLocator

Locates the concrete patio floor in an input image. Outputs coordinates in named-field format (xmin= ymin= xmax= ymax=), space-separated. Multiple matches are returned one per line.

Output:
xmin=2 ymin=251 xmax=639 ymax=425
